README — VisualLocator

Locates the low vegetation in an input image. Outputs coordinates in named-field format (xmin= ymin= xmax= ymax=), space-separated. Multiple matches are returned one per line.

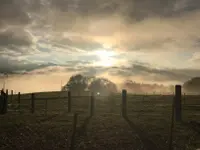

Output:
xmin=0 ymin=92 xmax=200 ymax=150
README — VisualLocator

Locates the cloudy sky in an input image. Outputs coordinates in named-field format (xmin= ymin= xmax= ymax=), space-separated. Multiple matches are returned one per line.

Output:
xmin=0 ymin=0 xmax=200 ymax=93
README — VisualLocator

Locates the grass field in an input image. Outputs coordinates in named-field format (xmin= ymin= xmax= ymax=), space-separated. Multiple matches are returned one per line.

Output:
xmin=1 ymin=92 xmax=200 ymax=150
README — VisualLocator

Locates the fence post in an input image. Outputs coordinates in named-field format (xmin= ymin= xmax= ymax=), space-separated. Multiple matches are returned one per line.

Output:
xmin=0 ymin=90 xmax=2 ymax=114
xmin=6 ymin=89 xmax=8 ymax=98
xmin=1 ymin=90 xmax=8 ymax=114
xmin=122 ymin=89 xmax=127 ymax=117
xmin=31 ymin=93 xmax=35 ymax=114
xmin=18 ymin=92 xmax=21 ymax=112
xmin=174 ymin=85 xmax=182 ymax=122
xmin=90 ymin=92 xmax=95 ymax=116
xmin=4 ymin=89 xmax=8 ymax=114
xmin=10 ymin=90 xmax=13 ymax=104
xmin=68 ymin=91 xmax=71 ymax=113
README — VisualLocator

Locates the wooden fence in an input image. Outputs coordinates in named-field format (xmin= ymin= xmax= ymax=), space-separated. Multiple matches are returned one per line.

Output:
xmin=1 ymin=86 xmax=200 ymax=150
xmin=0 ymin=85 xmax=200 ymax=122
xmin=5 ymin=91 xmax=94 ymax=115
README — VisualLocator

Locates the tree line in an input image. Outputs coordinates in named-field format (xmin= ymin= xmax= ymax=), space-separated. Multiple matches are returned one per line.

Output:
xmin=61 ymin=74 xmax=118 ymax=96
xmin=62 ymin=74 xmax=200 ymax=95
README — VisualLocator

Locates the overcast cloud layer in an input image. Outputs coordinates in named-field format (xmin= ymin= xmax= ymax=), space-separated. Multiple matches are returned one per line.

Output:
xmin=0 ymin=0 xmax=200 ymax=92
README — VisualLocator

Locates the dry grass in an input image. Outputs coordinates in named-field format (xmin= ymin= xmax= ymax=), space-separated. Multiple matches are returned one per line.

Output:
xmin=1 ymin=92 xmax=200 ymax=150
xmin=0 ymin=113 xmax=89 ymax=150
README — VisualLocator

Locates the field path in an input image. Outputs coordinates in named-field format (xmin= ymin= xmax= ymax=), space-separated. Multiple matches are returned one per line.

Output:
xmin=75 ymin=114 xmax=159 ymax=150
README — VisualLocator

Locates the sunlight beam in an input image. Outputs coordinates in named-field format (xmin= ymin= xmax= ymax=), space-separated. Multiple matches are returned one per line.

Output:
xmin=94 ymin=50 xmax=117 ymax=67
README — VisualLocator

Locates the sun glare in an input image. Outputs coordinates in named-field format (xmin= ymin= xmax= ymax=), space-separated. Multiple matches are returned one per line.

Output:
xmin=94 ymin=50 xmax=116 ymax=67
xmin=95 ymin=50 xmax=115 ymax=58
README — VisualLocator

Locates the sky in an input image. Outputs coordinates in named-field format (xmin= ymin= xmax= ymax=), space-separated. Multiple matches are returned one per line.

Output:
xmin=0 ymin=0 xmax=200 ymax=93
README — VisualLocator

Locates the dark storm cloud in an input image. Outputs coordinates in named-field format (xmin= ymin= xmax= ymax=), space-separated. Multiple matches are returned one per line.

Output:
xmin=140 ymin=37 xmax=195 ymax=51
xmin=50 ymin=0 xmax=200 ymax=21
xmin=0 ymin=0 xmax=30 ymax=27
xmin=172 ymin=0 xmax=200 ymax=15
xmin=0 ymin=0 xmax=36 ymax=54
xmin=1 ymin=0 xmax=199 ymax=53
xmin=22 ymin=61 xmax=200 ymax=83
xmin=51 ymin=0 xmax=169 ymax=18
xmin=0 ymin=55 xmax=57 ymax=74
xmin=0 ymin=57 xmax=95 ymax=75
xmin=1 ymin=0 xmax=200 ymax=84
xmin=1 ymin=0 xmax=200 ymax=29
xmin=0 ymin=56 xmax=32 ymax=74
xmin=127 ymin=38 xmax=174 ymax=51
xmin=51 ymin=0 xmax=121 ymax=15
xmin=42 ymin=0 xmax=200 ymax=53
xmin=123 ymin=0 xmax=200 ymax=21
xmin=3 ymin=57 xmax=200 ymax=84
xmin=109 ymin=63 xmax=199 ymax=82
xmin=0 ymin=28 xmax=32 ymax=47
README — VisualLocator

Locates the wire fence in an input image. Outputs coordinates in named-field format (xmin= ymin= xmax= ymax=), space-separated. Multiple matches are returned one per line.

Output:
xmin=1 ymin=86 xmax=200 ymax=149
xmin=1 ymin=89 xmax=199 ymax=122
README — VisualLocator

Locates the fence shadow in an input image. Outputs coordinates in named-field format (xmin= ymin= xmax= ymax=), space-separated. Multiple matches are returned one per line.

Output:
xmin=182 ymin=121 xmax=200 ymax=134
xmin=76 ymin=115 xmax=92 ymax=137
xmin=123 ymin=115 xmax=160 ymax=150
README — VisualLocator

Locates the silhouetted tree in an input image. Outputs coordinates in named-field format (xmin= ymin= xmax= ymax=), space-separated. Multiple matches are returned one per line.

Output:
xmin=183 ymin=77 xmax=200 ymax=94
xmin=122 ymin=80 xmax=170 ymax=94
xmin=88 ymin=78 xmax=117 ymax=96
xmin=123 ymin=80 xmax=143 ymax=94
xmin=61 ymin=74 xmax=88 ymax=95
xmin=168 ymin=85 xmax=174 ymax=94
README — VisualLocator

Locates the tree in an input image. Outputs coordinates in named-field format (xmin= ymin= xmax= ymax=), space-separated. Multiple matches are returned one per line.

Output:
xmin=183 ymin=77 xmax=200 ymax=94
xmin=61 ymin=74 xmax=88 ymax=95
xmin=88 ymin=77 xmax=118 ymax=96
xmin=168 ymin=85 xmax=174 ymax=94
xmin=123 ymin=80 xmax=143 ymax=94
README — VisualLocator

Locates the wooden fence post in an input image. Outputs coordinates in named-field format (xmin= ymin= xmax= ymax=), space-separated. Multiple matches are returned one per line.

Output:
xmin=18 ymin=92 xmax=21 ymax=112
xmin=0 ymin=90 xmax=2 ymax=114
xmin=5 ymin=93 xmax=8 ymax=114
xmin=10 ymin=90 xmax=13 ymax=104
xmin=4 ymin=89 xmax=8 ymax=114
xmin=1 ymin=90 xmax=8 ymax=114
xmin=90 ymin=92 xmax=95 ymax=116
xmin=31 ymin=93 xmax=35 ymax=114
xmin=68 ymin=91 xmax=71 ymax=113
xmin=122 ymin=89 xmax=127 ymax=117
xmin=6 ymin=89 xmax=8 ymax=98
xmin=175 ymin=85 xmax=182 ymax=122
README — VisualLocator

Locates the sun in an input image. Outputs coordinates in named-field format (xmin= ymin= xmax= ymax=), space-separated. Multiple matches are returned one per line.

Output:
xmin=95 ymin=50 xmax=115 ymax=59
xmin=94 ymin=50 xmax=116 ymax=67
